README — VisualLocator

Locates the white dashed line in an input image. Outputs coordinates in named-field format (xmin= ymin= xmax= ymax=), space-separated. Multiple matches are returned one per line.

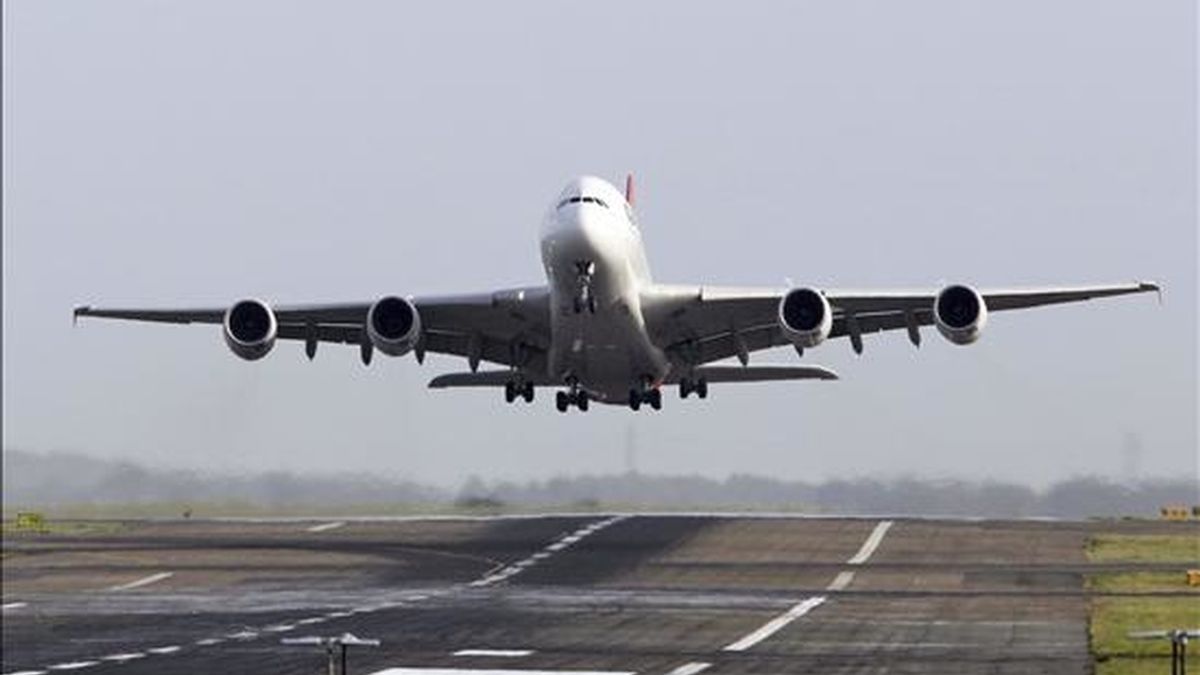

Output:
xmin=145 ymin=646 xmax=181 ymax=655
xmin=666 ymin=663 xmax=712 ymax=675
xmin=194 ymin=638 xmax=223 ymax=646
xmin=297 ymin=617 xmax=327 ymax=625
xmin=3 ymin=602 xmax=29 ymax=610
xmin=326 ymin=611 xmax=354 ymax=619
xmin=226 ymin=630 xmax=259 ymax=640
xmin=306 ymin=521 xmax=346 ymax=533
xmin=723 ymin=520 xmax=894 ymax=652
xmin=48 ymin=662 xmax=99 ymax=671
xmin=468 ymin=515 xmax=627 ymax=588
xmin=263 ymin=624 xmax=296 ymax=633
xmin=452 ymin=649 xmax=535 ymax=657
xmin=106 ymin=572 xmax=174 ymax=591
xmin=101 ymin=654 xmax=145 ymax=662
xmin=6 ymin=670 xmax=49 ymax=675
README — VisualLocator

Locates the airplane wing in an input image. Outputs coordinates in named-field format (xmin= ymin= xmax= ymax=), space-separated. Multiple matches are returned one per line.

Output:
xmin=74 ymin=286 xmax=553 ymax=370
xmin=642 ymin=281 xmax=1160 ymax=367
xmin=428 ymin=364 xmax=838 ymax=389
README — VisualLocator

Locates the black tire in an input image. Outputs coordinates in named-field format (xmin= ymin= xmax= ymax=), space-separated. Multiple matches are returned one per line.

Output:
xmin=556 ymin=391 xmax=569 ymax=413
xmin=697 ymin=379 xmax=708 ymax=399
xmin=522 ymin=382 xmax=535 ymax=403
xmin=628 ymin=389 xmax=641 ymax=411
xmin=649 ymin=388 xmax=662 ymax=410
xmin=577 ymin=392 xmax=589 ymax=412
xmin=504 ymin=382 xmax=516 ymax=403
xmin=679 ymin=380 xmax=691 ymax=399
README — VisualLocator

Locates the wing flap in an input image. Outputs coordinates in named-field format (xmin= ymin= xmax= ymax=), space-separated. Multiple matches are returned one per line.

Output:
xmin=683 ymin=364 xmax=838 ymax=383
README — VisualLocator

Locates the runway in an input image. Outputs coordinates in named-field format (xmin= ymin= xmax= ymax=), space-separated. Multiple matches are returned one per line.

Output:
xmin=3 ymin=514 xmax=1194 ymax=674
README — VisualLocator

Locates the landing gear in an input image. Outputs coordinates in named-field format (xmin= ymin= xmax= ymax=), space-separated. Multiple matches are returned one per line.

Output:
xmin=505 ymin=380 xmax=535 ymax=404
xmin=628 ymin=383 xmax=662 ymax=411
xmin=679 ymin=377 xmax=708 ymax=400
xmin=572 ymin=260 xmax=597 ymax=314
xmin=555 ymin=380 xmax=589 ymax=413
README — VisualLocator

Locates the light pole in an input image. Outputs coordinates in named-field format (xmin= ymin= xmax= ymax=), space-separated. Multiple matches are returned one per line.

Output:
xmin=282 ymin=633 xmax=381 ymax=675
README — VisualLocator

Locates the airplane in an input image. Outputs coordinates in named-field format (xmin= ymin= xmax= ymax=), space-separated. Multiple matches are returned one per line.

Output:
xmin=74 ymin=174 xmax=1161 ymax=413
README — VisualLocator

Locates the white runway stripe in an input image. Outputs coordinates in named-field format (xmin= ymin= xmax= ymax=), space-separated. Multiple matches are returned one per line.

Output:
xmin=847 ymin=520 xmax=893 ymax=565
xmin=307 ymin=521 xmax=346 ymax=533
xmin=145 ymin=646 xmax=181 ymax=655
xmin=2 ymin=602 xmax=28 ymax=610
xmin=452 ymin=649 xmax=534 ymax=657
xmin=47 ymin=662 xmax=99 ymax=671
xmin=5 ymin=670 xmax=48 ymax=675
xmin=106 ymin=572 xmax=173 ymax=591
xmin=101 ymin=653 xmax=145 ymax=662
xmin=722 ymin=519 xmax=894 ymax=652
xmin=368 ymin=669 xmax=635 ymax=675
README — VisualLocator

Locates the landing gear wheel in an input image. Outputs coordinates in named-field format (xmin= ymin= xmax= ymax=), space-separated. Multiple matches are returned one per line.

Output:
xmin=555 ymin=391 xmax=569 ymax=413
xmin=628 ymin=389 xmax=642 ymax=411
xmin=504 ymin=381 xmax=517 ymax=403
xmin=696 ymin=378 xmax=708 ymax=399
xmin=576 ymin=391 xmax=589 ymax=412
xmin=679 ymin=380 xmax=692 ymax=399
xmin=648 ymin=388 xmax=662 ymax=411
xmin=522 ymin=382 xmax=535 ymax=403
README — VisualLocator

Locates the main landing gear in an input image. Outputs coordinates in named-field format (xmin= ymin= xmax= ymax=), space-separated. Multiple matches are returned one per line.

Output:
xmin=628 ymin=385 xmax=662 ymax=412
xmin=504 ymin=380 xmax=534 ymax=404
xmin=572 ymin=260 xmax=596 ymax=314
xmin=555 ymin=379 xmax=589 ymax=413
xmin=679 ymin=377 xmax=708 ymax=400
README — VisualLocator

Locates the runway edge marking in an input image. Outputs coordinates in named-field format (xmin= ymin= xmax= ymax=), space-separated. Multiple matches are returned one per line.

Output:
xmin=722 ymin=519 xmax=895 ymax=652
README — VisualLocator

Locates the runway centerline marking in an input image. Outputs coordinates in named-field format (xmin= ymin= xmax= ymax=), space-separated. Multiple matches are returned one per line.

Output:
xmin=368 ymin=669 xmax=636 ymax=675
xmin=106 ymin=572 xmax=173 ymax=591
xmin=452 ymin=650 xmax=534 ymax=657
xmin=5 ymin=670 xmax=49 ymax=675
xmin=307 ymin=521 xmax=346 ymax=533
xmin=47 ymin=662 xmax=99 ymax=671
xmin=3 ymin=602 xmax=29 ymax=610
xmin=665 ymin=662 xmax=711 ymax=675
xmin=468 ymin=515 xmax=628 ymax=588
xmin=723 ymin=519 xmax=894 ymax=652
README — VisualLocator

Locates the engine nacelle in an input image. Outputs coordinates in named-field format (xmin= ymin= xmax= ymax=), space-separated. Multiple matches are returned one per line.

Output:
xmin=933 ymin=284 xmax=988 ymax=345
xmin=778 ymin=287 xmax=833 ymax=348
xmin=223 ymin=298 xmax=277 ymax=361
xmin=366 ymin=295 xmax=422 ymax=357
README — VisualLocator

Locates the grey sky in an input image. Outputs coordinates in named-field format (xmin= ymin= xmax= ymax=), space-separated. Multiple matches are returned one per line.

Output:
xmin=3 ymin=1 xmax=1195 ymax=488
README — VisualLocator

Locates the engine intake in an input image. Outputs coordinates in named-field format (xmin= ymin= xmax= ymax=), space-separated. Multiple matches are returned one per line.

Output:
xmin=367 ymin=296 xmax=422 ymax=357
xmin=223 ymin=298 xmax=277 ymax=360
xmin=778 ymin=287 xmax=832 ymax=348
xmin=933 ymin=284 xmax=988 ymax=345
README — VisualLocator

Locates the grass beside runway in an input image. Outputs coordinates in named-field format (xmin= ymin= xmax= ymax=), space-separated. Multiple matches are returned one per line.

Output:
xmin=1087 ymin=533 xmax=1200 ymax=675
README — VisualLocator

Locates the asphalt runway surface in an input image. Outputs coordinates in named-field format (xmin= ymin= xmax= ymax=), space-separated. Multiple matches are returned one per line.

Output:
xmin=3 ymin=514 xmax=1196 ymax=674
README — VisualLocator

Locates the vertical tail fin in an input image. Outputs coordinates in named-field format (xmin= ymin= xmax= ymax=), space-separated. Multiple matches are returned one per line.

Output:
xmin=625 ymin=172 xmax=635 ymax=206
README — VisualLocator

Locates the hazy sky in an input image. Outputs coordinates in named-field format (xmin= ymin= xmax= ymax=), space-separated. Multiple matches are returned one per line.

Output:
xmin=3 ymin=1 xmax=1196 ymax=488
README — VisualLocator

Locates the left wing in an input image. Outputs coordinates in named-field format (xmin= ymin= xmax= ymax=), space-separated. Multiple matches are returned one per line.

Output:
xmin=643 ymin=281 xmax=1161 ymax=367
xmin=74 ymin=286 xmax=552 ymax=369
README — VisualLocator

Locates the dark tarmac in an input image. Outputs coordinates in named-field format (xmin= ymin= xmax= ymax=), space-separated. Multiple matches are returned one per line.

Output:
xmin=3 ymin=514 xmax=1196 ymax=674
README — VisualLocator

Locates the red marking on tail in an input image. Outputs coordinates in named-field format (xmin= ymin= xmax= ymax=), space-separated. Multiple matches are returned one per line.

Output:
xmin=625 ymin=173 xmax=635 ymax=206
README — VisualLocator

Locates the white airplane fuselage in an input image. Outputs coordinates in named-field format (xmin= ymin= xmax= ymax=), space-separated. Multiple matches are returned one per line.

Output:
xmin=539 ymin=176 xmax=670 ymax=402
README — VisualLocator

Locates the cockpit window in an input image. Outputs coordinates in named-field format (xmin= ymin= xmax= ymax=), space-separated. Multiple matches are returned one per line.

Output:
xmin=557 ymin=195 xmax=609 ymax=209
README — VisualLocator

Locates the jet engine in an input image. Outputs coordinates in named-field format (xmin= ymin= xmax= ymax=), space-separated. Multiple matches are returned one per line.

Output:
xmin=366 ymin=296 xmax=422 ymax=357
xmin=223 ymin=298 xmax=277 ymax=361
xmin=778 ymin=287 xmax=832 ymax=348
xmin=933 ymin=284 xmax=988 ymax=345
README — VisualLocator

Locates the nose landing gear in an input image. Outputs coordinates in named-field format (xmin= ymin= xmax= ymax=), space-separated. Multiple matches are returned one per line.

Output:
xmin=572 ymin=260 xmax=597 ymax=314
xmin=628 ymin=381 xmax=662 ymax=411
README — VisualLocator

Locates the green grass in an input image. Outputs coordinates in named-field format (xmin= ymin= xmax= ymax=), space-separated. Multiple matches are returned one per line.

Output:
xmin=1088 ymin=533 xmax=1200 ymax=675
xmin=1088 ymin=534 xmax=1200 ymax=564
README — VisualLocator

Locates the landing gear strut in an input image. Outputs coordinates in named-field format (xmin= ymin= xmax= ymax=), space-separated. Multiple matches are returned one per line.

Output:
xmin=679 ymin=377 xmax=708 ymax=400
xmin=555 ymin=379 xmax=590 ymax=413
xmin=504 ymin=380 xmax=535 ymax=404
xmin=572 ymin=260 xmax=597 ymax=314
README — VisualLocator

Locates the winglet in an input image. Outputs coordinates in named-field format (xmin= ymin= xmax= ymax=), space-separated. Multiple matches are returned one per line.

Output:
xmin=72 ymin=305 xmax=91 ymax=326
xmin=1139 ymin=280 xmax=1162 ymax=305
xmin=625 ymin=172 xmax=635 ymax=207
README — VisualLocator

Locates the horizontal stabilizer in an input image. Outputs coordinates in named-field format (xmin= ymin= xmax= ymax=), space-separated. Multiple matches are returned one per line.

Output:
xmin=429 ymin=371 xmax=552 ymax=389
xmin=682 ymin=364 xmax=838 ymax=383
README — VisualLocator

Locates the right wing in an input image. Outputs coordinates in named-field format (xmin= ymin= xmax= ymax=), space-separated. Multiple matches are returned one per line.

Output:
xmin=642 ymin=281 xmax=1161 ymax=367
xmin=74 ymin=286 xmax=553 ymax=370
